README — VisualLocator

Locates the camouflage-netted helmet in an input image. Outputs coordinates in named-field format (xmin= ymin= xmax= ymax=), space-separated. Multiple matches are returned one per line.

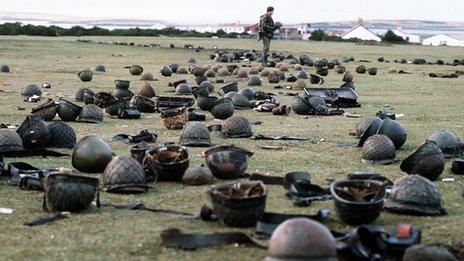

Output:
xmin=358 ymin=116 xmax=383 ymax=147
xmin=176 ymin=83 xmax=192 ymax=95
xmin=113 ymin=88 xmax=134 ymax=101
xmin=58 ymin=98 xmax=82 ymax=121
xmin=95 ymin=65 xmax=106 ymax=72
xmin=291 ymin=96 xmax=311 ymax=115
xmin=160 ymin=66 xmax=173 ymax=77
xmin=31 ymin=99 xmax=58 ymax=121
xmin=43 ymin=173 xmax=99 ymax=212
xmin=367 ymin=67 xmax=377 ymax=75
xmin=79 ymin=104 xmax=103 ymax=123
xmin=356 ymin=65 xmax=366 ymax=74
xmin=182 ymin=164 xmax=213 ymax=185
xmin=361 ymin=134 xmax=397 ymax=165
xmin=237 ymin=69 xmax=248 ymax=78
xmin=199 ymin=81 xmax=214 ymax=92
xmin=336 ymin=66 xmax=347 ymax=74
xmin=385 ymin=175 xmax=446 ymax=216
xmin=426 ymin=130 xmax=462 ymax=157
xmin=125 ymin=65 xmax=143 ymax=75
xmin=22 ymin=84 xmax=42 ymax=97
xmin=75 ymin=88 xmax=94 ymax=102
xmin=177 ymin=67 xmax=188 ymax=74
xmin=78 ymin=70 xmax=93 ymax=82
xmin=72 ymin=135 xmax=113 ymax=173
xmin=292 ymin=79 xmax=307 ymax=90
xmin=376 ymin=117 xmax=407 ymax=149
xmin=231 ymin=93 xmax=250 ymax=110
xmin=266 ymin=218 xmax=337 ymax=261
xmin=192 ymin=85 xmax=208 ymax=99
xmin=196 ymin=96 xmax=218 ymax=111
xmin=343 ymin=71 xmax=354 ymax=82
xmin=133 ymin=95 xmax=156 ymax=113
xmin=238 ymin=88 xmax=255 ymax=100
xmin=296 ymin=70 xmax=309 ymax=79
xmin=48 ymin=121 xmax=76 ymax=148
xmin=400 ymin=141 xmax=445 ymax=181
xmin=222 ymin=116 xmax=253 ymax=138
xmin=247 ymin=76 xmax=262 ymax=86
xmin=179 ymin=122 xmax=211 ymax=147
xmin=1 ymin=64 xmax=10 ymax=73
xmin=267 ymin=72 xmax=280 ymax=84
xmin=403 ymin=245 xmax=458 ymax=261
xmin=16 ymin=115 xmax=51 ymax=149
xmin=210 ymin=98 xmax=234 ymax=119
xmin=195 ymin=75 xmax=208 ymax=85
xmin=140 ymin=72 xmax=155 ymax=81
xmin=224 ymin=91 xmax=237 ymax=99
xmin=169 ymin=63 xmax=179 ymax=73
xmin=355 ymin=117 xmax=374 ymax=138
xmin=103 ymin=156 xmax=148 ymax=193
xmin=0 ymin=129 xmax=23 ymax=153
xmin=137 ymin=82 xmax=156 ymax=98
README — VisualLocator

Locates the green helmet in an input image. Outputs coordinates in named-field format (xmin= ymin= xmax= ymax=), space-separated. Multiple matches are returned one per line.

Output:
xmin=247 ymin=76 xmax=262 ymax=86
xmin=199 ymin=81 xmax=214 ymax=92
xmin=182 ymin=164 xmax=213 ymax=185
xmin=210 ymin=98 xmax=234 ymax=119
xmin=0 ymin=129 xmax=23 ymax=153
xmin=179 ymin=122 xmax=211 ymax=147
xmin=31 ymin=99 xmax=57 ymax=121
xmin=231 ymin=93 xmax=250 ymax=110
xmin=296 ymin=70 xmax=309 ymax=79
xmin=196 ymin=96 xmax=218 ymax=111
xmin=114 ymin=79 xmax=130 ymax=90
xmin=79 ymin=104 xmax=103 ymax=123
xmin=95 ymin=65 xmax=106 ymax=72
xmin=72 ymin=135 xmax=113 ymax=173
xmin=291 ymin=96 xmax=311 ymax=115
xmin=367 ymin=67 xmax=378 ymax=75
xmin=113 ymin=88 xmax=134 ymax=101
xmin=238 ymin=88 xmax=255 ymax=100
xmin=48 ymin=121 xmax=76 ymax=148
xmin=1 ymin=64 xmax=10 ymax=73
xmin=356 ymin=65 xmax=366 ymax=74
xmin=361 ymin=134 xmax=397 ymax=165
xmin=58 ymin=98 xmax=82 ymax=121
xmin=266 ymin=218 xmax=337 ymax=261
xmin=376 ymin=117 xmax=407 ymax=149
xmin=336 ymin=66 xmax=347 ymax=74
xmin=426 ymin=130 xmax=462 ymax=157
xmin=43 ymin=173 xmax=99 ymax=212
xmin=355 ymin=117 xmax=374 ymax=138
xmin=103 ymin=156 xmax=148 ymax=193
xmin=177 ymin=67 xmax=188 ymax=74
xmin=78 ymin=70 xmax=93 ymax=82
xmin=400 ymin=141 xmax=445 ymax=181
xmin=161 ymin=66 xmax=173 ymax=77
xmin=125 ymin=65 xmax=143 ymax=75
xmin=222 ymin=116 xmax=253 ymax=138
xmin=16 ymin=115 xmax=51 ymax=149
xmin=385 ymin=175 xmax=446 ymax=216
xmin=403 ymin=245 xmax=457 ymax=261
xmin=137 ymin=82 xmax=156 ymax=98
xmin=358 ymin=116 xmax=383 ymax=147
xmin=21 ymin=84 xmax=42 ymax=97
xmin=176 ymin=83 xmax=192 ymax=95
xmin=75 ymin=88 xmax=94 ymax=102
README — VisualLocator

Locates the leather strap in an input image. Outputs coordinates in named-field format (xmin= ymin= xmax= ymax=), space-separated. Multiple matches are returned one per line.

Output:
xmin=24 ymin=213 xmax=68 ymax=226
xmin=0 ymin=149 xmax=68 ymax=158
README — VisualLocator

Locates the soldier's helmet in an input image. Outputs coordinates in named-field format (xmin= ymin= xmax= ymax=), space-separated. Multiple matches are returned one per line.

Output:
xmin=22 ymin=84 xmax=42 ymax=97
xmin=179 ymin=122 xmax=211 ymax=147
xmin=16 ymin=115 xmax=51 ymax=149
xmin=137 ymin=82 xmax=156 ymax=98
xmin=291 ymin=96 xmax=311 ymax=115
xmin=426 ymin=130 xmax=462 ymax=157
xmin=222 ymin=116 xmax=253 ymax=138
xmin=247 ymin=76 xmax=262 ymax=86
xmin=238 ymin=88 xmax=255 ymax=100
xmin=176 ymin=83 xmax=192 ymax=95
xmin=126 ymin=65 xmax=143 ymax=75
xmin=0 ymin=129 xmax=23 ymax=153
xmin=356 ymin=65 xmax=366 ymax=74
xmin=48 ymin=121 xmax=77 ymax=148
xmin=210 ymin=98 xmax=234 ymax=119
xmin=182 ymin=164 xmax=213 ymax=185
xmin=103 ymin=156 xmax=148 ymax=193
xmin=72 ymin=135 xmax=113 ymax=173
xmin=160 ymin=66 xmax=173 ymax=77
xmin=58 ymin=98 xmax=82 ymax=121
xmin=231 ymin=93 xmax=250 ymax=110
xmin=376 ymin=117 xmax=407 ymax=149
xmin=79 ymin=104 xmax=103 ymax=123
xmin=95 ymin=65 xmax=106 ymax=72
xmin=78 ymin=69 xmax=93 ymax=82
xmin=400 ymin=141 xmax=445 ymax=181
xmin=361 ymin=134 xmax=397 ymax=165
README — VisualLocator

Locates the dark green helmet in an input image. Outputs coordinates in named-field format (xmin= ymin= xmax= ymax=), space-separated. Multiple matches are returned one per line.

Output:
xmin=21 ymin=84 xmax=42 ymax=97
xmin=169 ymin=63 xmax=179 ymax=73
xmin=356 ymin=65 xmax=366 ymax=74
xmin=0 ymin=129 xmax=23 ymax=153
xmin=114 ymin=79 xmax=130 ymax=90
xmin=78 ymin=69 xmax=93 ymax=82
xmin=210 ymin=98 xmax=234 ymax=119
xmin=205 ymin=69 xmax=216 ymax=77
xmin=48 ymin=121 xmax=76 ymax=148
xmin=137 ymin=82 xmax=156 ymax=98
xmin=31 ymin=99 xmax=57 ymax=121
xmin=358 ymin=116 xmax=383 ymax=147
xmin=103 ymin=156 xmax=148 ymax=193
xmin=196 ymin=96 xmax=218 ymax=111
xmin=79 ymin=104 xmax=103 ymax=123
xmin=291 ymin=96 xmax=311 ymax=115
xmin=95 ymin=65 xmax=106 ymax=72
xmin=43 ymin=173 xmax=99 ymax=212
xmin=16 ymin=115 xmax=51 ymax=149
xmin=336 ymin=66 xmax=347 ymax=74
xmin=400 ymin=141 xmax=445 ymax=181
xmin=376 ymin=117 xmax=407 ymax=149
xmin=204 ymin=145 xmax=253 ymax=179
xmin=182 ymin=164 xmax=213 ymax=185
xmin=199 ymin=81 xmax=214 ymax=92
xmin=72 ymin=135 xmax=113 ymax=173
xmin=179 ymin=122 xmax=211 ymax=147
xmin=385 ymin=175 xmax=446 ymax=216
xmin=367 ymin=67 xmax=378 ymax=75
xmin=426 ymin=130 xmax=462 ymax=157
xmin=361 ymin=134 xmax=397 ymax=165
xmin=105 ymin=99 xmax=127 ymax=116
xmin=1 ymin=64 xmax=10 ymax=73
xmin=58 ymin=98 xmax=82 ymax=121
xmin=176 ymin=83 xmax=192 ymax=95
xmin=231 ymin=93 xmax=250 ymax=110
xmin=222 ymin=116 xmax=253 ymax=138
xmin=247 ymin=76 xmax=262 ymax=86
xmin=238 ymin=88 xmax=255 ymax=100
xmin=140 ymin=72 xmax=155 ymax=81
xmin=125 ymin=65 xmax=143 ymax=75
xmin=113 ymin=88 xmax=134 ymax=101
xmin=223 ymin=91 xmax=237 ymax=99
xmin=75 ymin=88 xmax=94 ymax=102
xmin=177 ymin=67 xmax=188 ymax=74
xmin=161 ymin=66 xmax=173 ymax=77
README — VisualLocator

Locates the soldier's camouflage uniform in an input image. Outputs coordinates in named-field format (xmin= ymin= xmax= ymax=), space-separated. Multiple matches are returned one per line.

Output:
xmin=259 ymin=14 xmax=275 ymax=66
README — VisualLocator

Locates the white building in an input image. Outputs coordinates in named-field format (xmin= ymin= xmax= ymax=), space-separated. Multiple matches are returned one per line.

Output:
xmin=392 ymin=29 xmax=421 ymax=43
xmin=341 ymin=24 xmax=381 ymax=42
xmin=422 ymin=34 xmax=464 ymax=47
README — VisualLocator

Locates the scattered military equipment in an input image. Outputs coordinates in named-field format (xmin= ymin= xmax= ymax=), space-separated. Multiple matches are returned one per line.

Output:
xmin=179 ymin=122 xmax=211 ymax=147
xmin=183 ymin=164 xmax=213 ymax=185
xmin=376 ymin=117 xmax=407 ymax=149
xmin=144 ymin=144 xmax=190 ymax=181
xmin=210 ymin=98 xmax=234 ymax=119
xmin=95 ymin=65 xmax=106 ymax=72
xmin=221 ymin=82 xmax=238 ymax=94
xmin=160 ymin=107 xmax=188 ymax=130
xmin=247 ymin=76 xmax=262 ymax=86
xmin=222 ymin=116 xmax=253 ymax=138
xmin=154 ymin=96 xmax=195 ymax=110
xmin=356 ymin=65 xmax=367 ymax=74
xmin=75 ymin=88 xmax=94 ymax=102
xmin=72 ymin=135 xmax=113 ymax=173
xmin=42 ymin=82 xmax=51 ymax=89
xmin=451 ymin=159 xmax=464 ymax=174
xmin=31 ymin=99 xmax=57 ymax=121
xmin=400 ymin=141 xmax=445 ymax=181
xmin=105 ymin=99 xmax=127 ymax=116
xmin=94 ymin=92 xmax=117 ymax=108
xmin=161 ymin=66 xmax=173 ymax=77
xmin=1 ymin=64 xmax=10 ymax=73
xmin=385 ymin=175 xmax=446 ymax=216
xmin=168 ymin=79 xmax=187 ymax=88
xmin=367 ymin=67 xmax=378 ymax=75
xmin=48 ymin=122 xmax=76 ymax=148
xmin=196 ymin=96 xmax=218 ymax=111
xmin=58 ymin=98 xmax=82 ymax=121
xmin=114 ymin=79 xmax=130 ymax=90
xmin=43 ymin=173 xmax=99 ymax=212
xmin=208 ymin=181 xmax=266 ymax=227
xmin=103 ymin=156 xmax=148 ymax=193
xmin=357 ymin=116 xmax=383 ymax=147
xmin=17 ymin=115 xmax=51 ymax=149
xmin=140 ymin=72 xmax=155 ymax=81
xmin=78 ymin=70 xmax=93 ymax=82
xmin=118 ymin=106 xmax=141 ymax=119
xmin=137 ymin=82 xmax=156 ymax=98
xmin=175 ymin=83 xmax=192 ymax=95
xmin=79 ymin=104 xmax=103 ymax=123
xmin=21 ymin=84 xmax=42 ymax=97
xmin=426 ymin=130 xmax=462 ymax=157
xmin=133 ymin=95 xmax=156 ymax=113
xmin=125 ymin=65 xmax=143 ymax=75
xmin=336 ymin=66 xmax=347 ymax=74
xmin=362 ymin=134 xmax=397 ymax=165
xmin=0 ymin=129 xmax=24 ymax=153
xmin=204 ymin=145 xmax=253 ymax=179
xmin=83 ymin=91 xmax=95 ymax=104
xmin=113 ymin=88 xmax=134 ymax=100
xmin=403 ymin=245 xmax=457 ymax=261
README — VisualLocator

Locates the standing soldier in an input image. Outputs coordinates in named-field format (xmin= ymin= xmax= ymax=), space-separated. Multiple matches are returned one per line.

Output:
xmin=259 ymin=6 xmax=281 ymax=67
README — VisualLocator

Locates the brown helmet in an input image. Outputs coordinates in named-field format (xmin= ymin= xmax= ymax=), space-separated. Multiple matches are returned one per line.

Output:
xmin=125 ymin=65 xmax=143 ymax=75
xmin=204 ymin=145 xmax=253 ymax=179
xmin=361 ymin=134 xmax=397 ymax=165
xmin=31 ymin=99 xmax=57 ymax=121
xmin=103 ymin=156 xmax=148 ymax=193
xmin=137 ymin=82 xmax=156 ymax=98
xmin=221 ymin=116 xmax=253 ymax=138
xmin=182 ymin=164 xmax=213 ymax=185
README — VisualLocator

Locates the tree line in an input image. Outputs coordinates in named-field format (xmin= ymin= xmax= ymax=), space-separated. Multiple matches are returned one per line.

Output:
xmin=309 ymin=29 xmax=408 ymax=43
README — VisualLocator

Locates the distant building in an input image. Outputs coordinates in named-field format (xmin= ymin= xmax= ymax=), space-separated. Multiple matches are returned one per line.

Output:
xmin=392 ymin=22 xmax=421 ymax=43
xmin=341 ymin=24 xmax=381 ymax=42
xmin=422 ymin=34 xmax=464 ymax=47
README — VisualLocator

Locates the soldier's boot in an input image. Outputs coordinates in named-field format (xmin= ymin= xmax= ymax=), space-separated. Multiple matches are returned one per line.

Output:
xmin=261 ymin=52 xmax=268 ymax=67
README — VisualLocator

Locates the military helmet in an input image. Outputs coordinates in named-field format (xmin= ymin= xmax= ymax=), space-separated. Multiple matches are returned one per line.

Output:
xmin=196 ymin=96 xmax=218 ymax=111
xmin=249 ymin=67 xmax=259 ymax=75
xmin=400 ymin=141 xmax=445 ymax=181
xmin=336 ymin=66 xmax=347 ymax=74
xmin=43 ymin=173 xmax=99 ymax=212
xmin=355 ymin=117 xmax=374 ymax=138
xmin=367 ymin=67 xmax=378 ymax=75
xmin=179 ymin=122 xmax=211 ymax=147
xmin=161 ymin=66 xmax=173 ymax=77
xmin=199 ymin=81 xmax=214 ymax=93
xmin=291 ymin=96 xmax=311 ymax=115
xmin=231 ymin=93 xmax=250 ymax=110
xmin=182 ymin=164 xmax=213 ymax=185
xmin=72 ymin=135 xmax=113 ymax=173
xmin=78 ymin=70 xmax=93 ymax=82
xmin=114 ymin=79 xmax=130 ymax=89
xmin=177 ymin=67 xmax=188 ymax=74
xmin=16 ymin=115 xmax=51 ymax=149
xmin=218 ymin=68 xmax=230 ymax=77
xmin=343 ymin=71 xmax=354 ymax=82
xmin=137 ymin=82 xmax=156 ymax=98
xmin=427 ymin=130 xmax=462 ymax=157
xmin=224 ymin=91 xmax=237 ymax=99
xmin=222 ymin=82 xmax=238 ymax=94
xmin=260 ymin=69 xmax=272 ymax=78
xmin=31 ymin=99 xmax=58 ymax=121
xmin=308 ymin=96 xmax=328 ymax=115
xmin=267 ymin=72 xmax=280 ymax=84
xmin=48 ymin=121 xmax=77 ymax=148
xmin=22 ymin=84 xmax=42 ymax=97
xmin=237 ymin=69 xmax=248 ymax=78
xmin=222 ymin=116 xmax=253 ymax=138
xmin=205 ymin=69 xmax=216 ymax=77
xmin=361 ymin=134 xmax=397 ymax=165
xmin=204 ymin=145 xmax=253 ymax=179
xmin=125 ymin=65 xmax=143 ymax=75
xmin=247 ymin=76 xmax=262 ymax=86
xmin=238 ymin=88 xmax=255 ymax=100
xmin=292 ymin=79 xmax=307 ymax=90
xmin=266 ymin=218 xmax=337 ymax=261
xmin=169 ymin=63 xmax=179 ymax=73
xmin=1 ymin=64 xmax=10 ymax=73
xmin=139 ymin=72 xmax=154 ymax=81
xmin=133 ymin=95 xmax=155 ymax=113
xmin=210 ymin=98 xmax=234 ymax=119
xmin=358 ymin=116 xmax=383 ymax=147
xmin=376 ymin=117 xmax=407 ymax=149
xmin=0 ymin=129 xmax=23 ymax=153
xmin=103 ymin=156 xmax=148 ymax=193
xmin=58 ymin=98 xmax=82 ymax=121
xmin=113 ymin=88 xmax=134 ymax=101
xmin=316 ymin=67 xmax=329 ymax=76
xmin=95 ymin=65 xmax=106 ymax=72
xmin=296 ymin=70 xmax=309 ymax=79
xmin=76 ymin=88 xmax=94 ymax=102
xmin=356 ymin=65 xmax=367 ymax=74
xmin=176 ymin=83 xmax=192 ymax=95
xmin=385 ymin=175 xmax=445 ymax=216
xmin=191 ymin=66 xmax=205 ymax=77
xmin=403 ymin=245 xmax=458 ymax=261
xmin=79 ymin=104 xmax=103 ymax=123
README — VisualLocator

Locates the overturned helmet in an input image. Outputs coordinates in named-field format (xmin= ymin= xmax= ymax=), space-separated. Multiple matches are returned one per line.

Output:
xmin=179 ymin=122 xmax=211 ymax=147
xmin=31 ymin=99 xmax=58 ymax=121
xmin=72 ymin=135 xmax=113 ymax=173
xmin=426 ymin=130 xmax=462 ymax=157
xmin=355 ymin=117 xmax=374 ymax=138
xmin=222 ymin=116 xmax=253 ymax=138
xmin=361 ymin=134 xmax=397 ymax=165
xmin=400 ymin=141 xmax=445 ymax=181
xmin=103 ymin=156 xmax=148 ymax=193
xmin=358 ymin=117 xmax=383 ymax=147
xmin=48 ymin=121 xmax=77 ymax=148
xmin=58 ymin=98 xmax=82 ymax=121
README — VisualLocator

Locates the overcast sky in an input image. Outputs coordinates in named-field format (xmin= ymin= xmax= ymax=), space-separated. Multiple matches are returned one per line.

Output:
xmin=3 ymin=0 xmax=464 ymax=23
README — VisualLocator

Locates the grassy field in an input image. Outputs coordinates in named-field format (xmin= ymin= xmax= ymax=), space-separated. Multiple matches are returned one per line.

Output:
xmin=0 ymin=36 xmax=463 ymax=260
